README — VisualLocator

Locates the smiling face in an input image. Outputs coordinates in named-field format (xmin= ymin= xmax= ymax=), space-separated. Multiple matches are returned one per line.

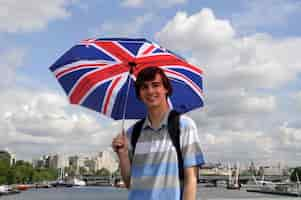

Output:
xmin=139 ymin=73 xmax=169 ymax=110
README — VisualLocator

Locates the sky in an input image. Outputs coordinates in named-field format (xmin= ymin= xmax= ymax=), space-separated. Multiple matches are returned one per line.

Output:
xmin=1 ymin=0 xmax=301 ymax=167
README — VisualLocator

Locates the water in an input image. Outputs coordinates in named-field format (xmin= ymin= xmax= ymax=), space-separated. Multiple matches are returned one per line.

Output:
xmin=1 ymin=186 xmax=298 ymax=200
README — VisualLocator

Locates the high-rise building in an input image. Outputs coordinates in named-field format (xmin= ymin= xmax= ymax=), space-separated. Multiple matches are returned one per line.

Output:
xmin=94 ymin=150 xmax=118 ymax=174
xmin=33 ymin=154 xmax=69 ymax=169
xmin=49 ymin=154 xmax=69 ymax=169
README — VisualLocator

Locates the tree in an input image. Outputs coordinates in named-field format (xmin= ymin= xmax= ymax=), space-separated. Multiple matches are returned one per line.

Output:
xmin=79 ymin=167 xmax=88 ymax=175
xmin=112 ymin=168 xmax=120 ymax=177
xmin=96 ymin=168 xmax=111 ymax=177
xmin=14 ymin=162 xmax=34 ymax=183
xmin=7 ymin=169 xmax=16 ymax=184
xmin=290 ymin=167 xmax=301 ymax=182
xmin=0 ymin=160 xmax=9 ymax=184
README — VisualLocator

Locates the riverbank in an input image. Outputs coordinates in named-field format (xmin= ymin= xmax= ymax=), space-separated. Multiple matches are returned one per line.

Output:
xmin=0 ymin=185 xmax=293 ymax=200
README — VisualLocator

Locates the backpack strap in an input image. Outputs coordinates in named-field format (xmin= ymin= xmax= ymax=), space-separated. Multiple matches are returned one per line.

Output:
xmin=167 ymin=110 xmax=184 ymax=183
xmin=131 ymin=118 xmax=145 ymax=155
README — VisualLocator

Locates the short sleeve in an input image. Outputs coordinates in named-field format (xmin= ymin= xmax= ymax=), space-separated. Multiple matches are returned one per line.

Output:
xmin=179 ymin=115 xmax=205 ymax=168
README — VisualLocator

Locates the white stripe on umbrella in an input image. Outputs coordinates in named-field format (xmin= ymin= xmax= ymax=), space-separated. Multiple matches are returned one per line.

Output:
xmin=163 ymin=69 xmax=204 ymax=100
xmin=102 ymin=73 xmax=129 ymax=117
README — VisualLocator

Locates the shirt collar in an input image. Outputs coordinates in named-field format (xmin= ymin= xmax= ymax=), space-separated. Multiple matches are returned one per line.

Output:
xmin=142 ymin=109 xmax=171 ymax=130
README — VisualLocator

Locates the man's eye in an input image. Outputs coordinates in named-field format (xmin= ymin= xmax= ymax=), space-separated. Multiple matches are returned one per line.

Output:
xmin=141 ymin=85 xmax=148 ymax=89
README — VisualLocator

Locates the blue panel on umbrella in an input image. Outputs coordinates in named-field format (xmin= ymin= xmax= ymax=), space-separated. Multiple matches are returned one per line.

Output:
xmin=81 ymin=81 xmax=111 ymax=113
xmin=169 ymin=67 xmax=203 ymax=90
xmin=58 ymin=68 xmax=98 ymax=95
xmin=50 ymin=45 xmax=115 ymax=71
xmin=111 ymin=79 xmax=146 ymax=120
xmin=170 ymin=81 xmax=204 ymax=113
xmin=119 ymin=42 xmax=144 ymax=56
xmin=153 ymin=48 xmax=165 ymax=54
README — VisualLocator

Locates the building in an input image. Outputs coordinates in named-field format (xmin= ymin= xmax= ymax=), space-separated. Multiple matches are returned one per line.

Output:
xmin=69 ymin=155 xmax=90 ymax=175
xmin=32 ymin=158 xmax=46 ymax=168
xmin=199 ymin=163 xmax=230 ymax=176
xmin=261 ymin=165 xmax=284 ymax=176
xmin=49 ymin=154 xmax=69 ymax=169
xmin=33 ymin=151 xmax=118 ymax=175
xmin=94 ymin=150 xmax=118 ymax=174
xmin=33 ymin=154 xmax=69 ymax=169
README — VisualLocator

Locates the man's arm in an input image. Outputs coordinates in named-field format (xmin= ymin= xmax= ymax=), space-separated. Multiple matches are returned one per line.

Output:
xmin=117 ymin=150 xmax=131 ymax=188
xmin=183 ymin=166 xmax=198 ymax=200
xmin=112 ymin=133 xmax=131 ymax=189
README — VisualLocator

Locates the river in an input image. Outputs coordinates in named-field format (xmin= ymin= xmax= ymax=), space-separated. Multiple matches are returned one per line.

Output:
xmin=0 ymin=186 xmax=297 ymax=200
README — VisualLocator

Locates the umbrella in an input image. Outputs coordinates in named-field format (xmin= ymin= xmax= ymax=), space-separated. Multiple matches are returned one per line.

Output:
xmin=49 ymin=38 xmax=204 ymax=124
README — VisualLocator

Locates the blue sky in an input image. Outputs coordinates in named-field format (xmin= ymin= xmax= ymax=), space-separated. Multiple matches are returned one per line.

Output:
xmin=1 ymin=0 xmax=301 ymax=167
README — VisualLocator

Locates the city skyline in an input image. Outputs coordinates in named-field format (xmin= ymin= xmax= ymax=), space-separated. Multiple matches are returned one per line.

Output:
xmin=0 ymin=0 xmax=301 ymax=166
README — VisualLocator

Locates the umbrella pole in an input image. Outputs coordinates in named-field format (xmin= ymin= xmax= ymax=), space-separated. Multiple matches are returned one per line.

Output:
xmin=121 ymin=71 xmax=132 ymax=135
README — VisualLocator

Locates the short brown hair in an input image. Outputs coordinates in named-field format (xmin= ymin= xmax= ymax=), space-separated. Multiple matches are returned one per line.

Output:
xmin=135 ymin=67 xmax=172 ymax=99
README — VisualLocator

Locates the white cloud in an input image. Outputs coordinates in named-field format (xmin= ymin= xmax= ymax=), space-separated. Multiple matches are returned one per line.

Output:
xmin=0 ymin=88 xmax=119 ymax=160
xmin=158 ymin=8 xmax=301 ymax=165
xmin=207 ymin=89 xmax=276 ymax=117
xmin=156 ymin=8 xmax=235 ymax=52
xmin=0 ymin=0 xmax=75 ymax=32
xmin=121 ymin=0 xmax=186 ymax=8
xmin=200 ymin=130 xmax=275 ymax=164
xmin=0 ymin=48 xmax=26 ymax=88
xmin=272 ymin=123 xmax=301 ymax=165
xmin=92 ymin=13 xmax=153 ymax=37
xmin=278 ymin=124 xmax=301 ymax=147
xmin=157 ymin=9 xmax=301 ymax=90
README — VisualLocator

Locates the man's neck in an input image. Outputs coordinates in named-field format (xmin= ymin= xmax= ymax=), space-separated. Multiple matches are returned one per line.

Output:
xmin=147 ymin=104 xmax=169 ymax=129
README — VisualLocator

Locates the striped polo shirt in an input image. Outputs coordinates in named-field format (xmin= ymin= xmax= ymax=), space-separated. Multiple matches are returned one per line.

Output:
xmin=127 ymin=111 xmax=205 ymax=200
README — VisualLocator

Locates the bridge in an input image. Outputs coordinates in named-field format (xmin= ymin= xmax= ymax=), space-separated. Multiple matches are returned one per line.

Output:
xmin=198 ymin=175 xmax=289 ymax=186
xmin=82 ymin=175 xmax=113 ymax=186
xmin=81 ymin=174 xmax=288 ymax=187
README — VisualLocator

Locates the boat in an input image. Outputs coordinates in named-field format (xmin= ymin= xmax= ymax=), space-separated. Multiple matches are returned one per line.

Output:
xmin=34 ymin=182 xmax=52 ymax=188
xmin=246 ymin=173 xmax=301 ymax=197
xmin=51 ymin=180 xmax=73 ymax=187
xmin=68 ymin=178 xmax=86 ymax=186
xmin=247 ymin=183 xmax=301 ymax=197
xmin=114 ymin=179 xmax=126 ymax=188
xmin=242 ymin=175 xmax=276 ymax=190
xmin=15 ymin=184 xmax=31 ymax=191
xmin=50 ymin=168 xmax=73 ymax=187
xmin=0 ymin=185 xmax=20 ymax=196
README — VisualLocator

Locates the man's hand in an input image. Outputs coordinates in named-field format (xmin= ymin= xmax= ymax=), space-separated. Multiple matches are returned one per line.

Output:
xmin=112 ymin=132 xmax=129 ymax=155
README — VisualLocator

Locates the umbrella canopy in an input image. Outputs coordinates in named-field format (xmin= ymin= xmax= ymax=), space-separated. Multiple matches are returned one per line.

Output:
xmin=49 ymin=38 xmax=204 ymax=120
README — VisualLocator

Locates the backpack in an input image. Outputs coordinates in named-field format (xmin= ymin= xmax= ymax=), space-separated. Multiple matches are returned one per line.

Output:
xmin=130 ymin=110 xmax=184 ymax=183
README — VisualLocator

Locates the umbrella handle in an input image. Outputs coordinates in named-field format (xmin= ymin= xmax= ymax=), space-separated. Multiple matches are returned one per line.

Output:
xmin=121 ymin=71 xmax=132 ymax=131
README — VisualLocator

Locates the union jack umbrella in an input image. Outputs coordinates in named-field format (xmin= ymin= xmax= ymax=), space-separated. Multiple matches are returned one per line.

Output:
xmin=49 ymin=38 xmax=204 ymax=122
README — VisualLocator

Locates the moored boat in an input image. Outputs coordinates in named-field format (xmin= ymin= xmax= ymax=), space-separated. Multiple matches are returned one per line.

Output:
xmin=68 ymin=178 xmax=86 ymax=186
xmin=15 ymin=184 xmax=32 ymax=191
xmin=0 ymin=185 xmax=20 ymax=195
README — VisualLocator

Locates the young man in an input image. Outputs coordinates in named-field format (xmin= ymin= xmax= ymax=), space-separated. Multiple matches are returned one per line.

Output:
xmin=112 ymin=67 xmax=204 ymax=200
